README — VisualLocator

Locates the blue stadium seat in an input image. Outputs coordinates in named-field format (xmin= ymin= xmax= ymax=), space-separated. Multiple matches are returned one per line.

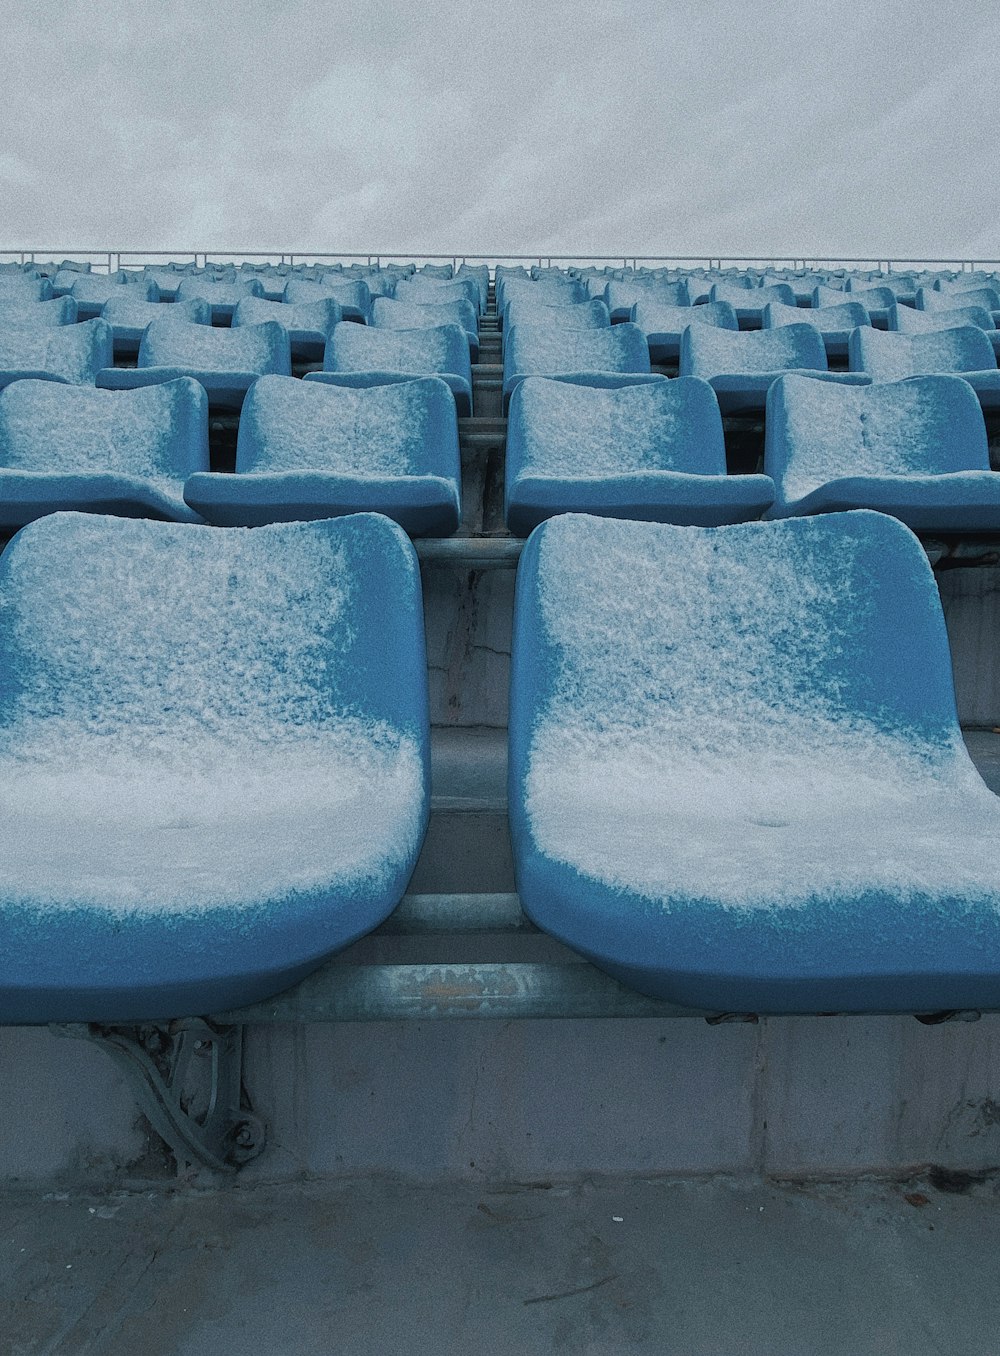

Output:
xmin=605 ymin=279 xmax=690 ymax=323
xmin=496 ymin=276 xmax=587 ymax=316
xmin=176 ymin=276 xmax=265 ymax=323
xmin=140 ymin=265 xmax=198 ymax=301
xmin=503 ymin=298 xmax=610 ymax=336
xmin=0 ymin=318 xmax=113 ymax=389
xmin=310 ymin=321 xmax=473 ymax=416
xmin=101 ymin=295 xmax=211 ymax=357
xmin=631 ymin=300 xmax=738 ymax=362
xmin=70 ymin=274 xmax=158 ymax=320
xmin=0 ymin=377 xmax=208 ymax=527
xmin=505 ymin=375 xmax=774 ymax=535
xmin=392 ymin=276 xmax=483 ymax=315
xmin=0 ymin=511 xmax=429 ymax=1022
xmin=502 ymin=323 xmax=651 ymax=409
xmin=763 ymin=373 xmax=1000 ymax=532
xmin=917 ymin=285 xmax=1000 ymax=315
xmin=232 ymin=296 xmax=342 ymax=362
xmin=283 ymin=277 xmax=372 ymax=323
xmin=509 ymin=510 xmax=1000 ymax=1013
xmin=455 ymin=263 xmax=490 ymax=313
xmin=372 ymin=297 xmax=480 ymax=360
xmin=0 ymin=297 xmax=78 ymax=327
xmin=849 ymin=326 xmax=1000 ymax=408
xmin=839 ymin=283 xmax=899 ymax=325
xmin=0 ymin=276 xmax=53 ymax=304
xmin=709 ymin=281 xmax=796 ymax=326
xmin=184 ymin=374 xmax=461 ymax=535
xmin=679 ymin=322 xmax=866 ymax=414
xmin=96 ymin=318 xmax=291 ymax=410
xmin=889 ymin=302 xmax=1000 ymax=357
xmin=764 ymin=300 xmax=871 ymax=359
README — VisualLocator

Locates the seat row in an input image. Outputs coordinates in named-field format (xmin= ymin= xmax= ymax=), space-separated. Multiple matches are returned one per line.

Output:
xmin=0 ymin=370 xmax=996 ymax=539
xmin=0 ymin=507 xmax=998 ymax=1024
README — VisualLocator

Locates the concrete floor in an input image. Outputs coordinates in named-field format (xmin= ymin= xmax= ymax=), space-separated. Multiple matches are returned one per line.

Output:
xmin=3 ymin=1173 xmax=1000 ymax=1355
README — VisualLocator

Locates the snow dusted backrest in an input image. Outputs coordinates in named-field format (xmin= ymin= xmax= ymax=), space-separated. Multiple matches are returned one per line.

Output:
xmin=508 ymin=375 xmax=725 ymax=477
xmin=843 ymin=284 xmax=897 ymax=310
xmin=176 ymin=276 xmax=266 ymax=310
xmin=372 ymin=296 xmax=479 ymax=337
xmin=0 ymin=319 xmax=113 ymax=385
xmin=891 ymin=304 xmax=995 ymax=334
xmin=101 ymin=295 xmax=210 ymax=340
xmin=680 ymin=322 xmax=827 ymax=377
xmin=232 ymin=296 xmax=343 ymax=338
xmin=605 ymin=279 xmax=690 ymax=320
xmin=496 ymin=277 xmax=586 ymax=314
xmin=138 ymin=317 xmax=291 ymax=375
xmin=503 ymin=324 xmax=650 ymax=393
xmin=709 ymin=281 xmax=796 ymax=309
xmin=325 ymin=321 xmax=471 ymax=383
xmin=71 ymin=274 xmax=158 ymax=306
xmin=283 ymin=278 xmax=372 ymax=321
xmin=765 ymin=300 xmax=870 ymax=334
xmin=632 ymin=300 xmax=738 ymax=336
xmin=391 ymin=277 xmax=483 ymax=313
xmin=0 ymin=376 xmax=209 ymax=482
xmin=503 ymin=299 xmax=610 ymax=333
xmin=235 ymin=374 xmax=459 ymax=479
xmin=0 ymin=297 xmax=78 ymax=327
xmin=918 ymin=286 xmax=1000 ymax=313
xmin=850 ymin=326 xmax=997 ymax=382
xmin=765 ymin=373 xmax=990 ymax=504
xmin=0 ymin=276 xmax=52 ymax=303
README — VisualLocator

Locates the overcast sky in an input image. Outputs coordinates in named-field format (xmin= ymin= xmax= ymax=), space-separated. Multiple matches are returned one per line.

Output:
xmin=2 ymin=0 xmax=998 ymax=262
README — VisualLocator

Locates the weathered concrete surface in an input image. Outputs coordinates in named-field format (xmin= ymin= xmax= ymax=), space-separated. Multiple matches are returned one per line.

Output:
xmin=3 ymin=1174 xmax=999 ymax=1355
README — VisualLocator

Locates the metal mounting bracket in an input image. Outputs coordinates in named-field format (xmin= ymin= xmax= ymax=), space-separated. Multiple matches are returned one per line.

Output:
xmin=53 ymin=1018 xmax=266 ymax=1173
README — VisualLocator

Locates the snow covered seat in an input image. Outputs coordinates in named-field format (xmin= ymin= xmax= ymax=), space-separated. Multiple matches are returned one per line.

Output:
xmin=889 ymin=302 xmax=1000 ymax=358
xmin=505 ymin=375 xmax=773 ymax=535
xmin=101 ymin=295 xmax=210 ymax=357
xmin=764 ymin=300 xmax=871 ymax=359
xmin=679 ymin=322 xmax=868 ymax=415
xmin=917 ymin=285 xmax=1000 ymax=315
xmin=175 ymin=276 xmax=265 ymax=323
xmin=509 ymin=510 xmax=1000 ymax=1013
xmin=140 ymin=265 xmax=198 ymax=301
xmin=502 ymin=323 xmax=650 ymax=410
xmin=232 ymin=296 xmax=342 ymax=362
xmin=502 ymin=299 xmax=610 ymax=340
xmin=393 ymin=276 xmax=483 ymax=315
xmin=0 ymin=377 xmax=207 ymax=528
xmin=0 ymin=318 xmax=113 ymax=389
xmin=184 ymin=375 xmax=460 ymax=535
xmin=455 ymin=263 xmax=490 ymax=312
xmin=849 ymin=327 xmax=1000 ymax=409
xmin=0 ymin=511 xmax=429 ymax=1023
xmin=837 ymin=284 xmax=898 ymax=325
xmin=763 ymin=373 xmax=1000 ymax=533
xmin=631 ymin=300 xmax=738 ymax=362
xmin=605 ymin=279 xmax=690 ymax=323
xmin=0 ymin=297 xmax=78 ymax=327
xmin=96 ymin=318 xmax=291 ymax=410
xmin=496 ymin=277 xmax=587 ymax=318
xmin=311 ymin=322 xmax=473 ymax=416
xmin=70 ymin=273 xmax=158 ymax=320
xmin=709 ymin=281 xmax=796 ymax=325
xmin=283 ymin=278 xmax=372 ymax=323
xmin=372 ymin=297 xmax=480 ymax=360
xmin=0 ymin=276 xmax=52 ymax=304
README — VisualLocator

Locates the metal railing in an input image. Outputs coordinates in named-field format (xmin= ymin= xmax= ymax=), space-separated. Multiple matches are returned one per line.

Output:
xmin=2 ymin=249 xmax=998 ymax=274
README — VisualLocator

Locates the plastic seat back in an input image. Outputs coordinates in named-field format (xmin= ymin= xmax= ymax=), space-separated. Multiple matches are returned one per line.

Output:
xmin=0 ymin=318 xmax=113 ymax=384
xmin=850 ymin=326 xmax=997 ymax=381
xmin=138 ymin=318 xmax=291 ymax=375
xmin=680 ymin=322 xmax=827 ymax=377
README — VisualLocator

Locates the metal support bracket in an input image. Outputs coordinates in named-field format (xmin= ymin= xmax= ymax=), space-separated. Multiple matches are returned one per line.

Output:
xmin=53 ymin=1018 xmax=266 ymax=1173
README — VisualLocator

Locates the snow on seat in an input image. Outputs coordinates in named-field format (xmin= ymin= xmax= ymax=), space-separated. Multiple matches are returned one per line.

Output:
xmin=496 ymin=276 xmax=587 ymax=318
xmin=709 ymin=281 xmax=796 ymax=325
xmin=101 ymin=295 xmax=211 ymax=357
xmin=310 ymin=321 xmax=473 ymax=416
xmin=175 ymin=275 xmax=266 ymax=323
xmin=184 ymin=374 xmax=460 ymax=535
xmin=0 ymin=276 xmax=53 ymax=304
xmin=917 ymin=285 xmax=1000 ymax=315
xmin=0 ymin=377 xmax=208 ymax=528
xmin=232 ymin=296 xmax=342 ymax=362
xmin=763 ymin=373 xmax=1000 ymax=533
xmin=502 ymin=323 xmax=650 ymax=410
xmin=0 ymin=511 xmax=430 ymax=1023
xmin=509 ymin=510 xmax=1000 ymax=1013
xmin=392 ymin=276 xmax=483 ymax=315
xmin=70 ymin=273 xmax=158 ymax=320
xmin=283 ymin=277 xmax=372 ymax=323
xmin=631 ymin=300 xmax=737 ymax=362
xmin=372 ymin=297 xmax=480 ymax=360
xmin=679 ymin=322 xmax=868 ymax=415
xmin=849 ymin=326 xmax=1000 ymax=409
xmin=96 ymin=318 xmax=291 ymax=410
xmin=889 ymin=302 xmax=1000 ymax=358
xmin=0 ymin=318 xmax=113 ymax=390
xmin=505 ymin=375 xmax=774 ymax=535
xmin=836 ymin=283 xmax=899 ymax=325
xmin=0 ymin=297 xmax=79 ymax=327
xmin=605 ymin=279 xmax=690 ymax=323
xmin=764 ymin=300 xmax=871 ymax=359
xmin=138 ymin=265 xmax=198 ymax=300
xmin=502 ymin=299 xmax=610 ymax=341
